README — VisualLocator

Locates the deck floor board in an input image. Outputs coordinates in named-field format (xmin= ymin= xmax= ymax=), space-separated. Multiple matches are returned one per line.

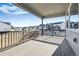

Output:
xmin=0 ymin=40 xmax=58 ymax=56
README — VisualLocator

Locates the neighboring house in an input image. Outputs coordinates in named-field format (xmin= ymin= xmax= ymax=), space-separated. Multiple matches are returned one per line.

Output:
xmin=31 ymin=26 xmax=39 ymax=31
xmin=53 ymin=22 xmax=65 ymax=30
xmin=14 ymin=27 xmax=23 ymax=31
xmin=38 ymin=22 xmax=65 ymax=30
xmin=14 ymin=26 xmax=38 ymax=31
xmin=0 ymin=21 xmax=13 ymax=31
xmin=13 ymin=27 xmax=29 ymax=31
xmin=38 ymin=24 xmax=46 ymax=30
xmin=28 ymin=26 xmax=38 ymax=31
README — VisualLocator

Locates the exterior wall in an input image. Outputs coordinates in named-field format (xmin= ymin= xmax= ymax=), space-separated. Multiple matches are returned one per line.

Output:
xmin=0 ymin=22 xmax=11 ymax=31
xmin=66 ymin=29 xmax=79 ymax=55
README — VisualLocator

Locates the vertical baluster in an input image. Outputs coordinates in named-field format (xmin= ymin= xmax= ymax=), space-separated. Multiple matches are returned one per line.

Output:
xmin=22 ymin=31 xmax=24 ymax=40
xmin=30 ymin=32 xmax=32 ymax=38
xmin=15 ymin=32 xmax=16 ymax=44
xmin=16 ymin=32 xmax=17 ymax=43
xmin=18 ymin=32 xmax=19 ymax=42
xmin=17 ymin=32 xmax=18 ymax=43
xmin=5 ymin=33 xmax=6 ymax=47
xmin=1 ymin=34 xmax=3 ymax=48
xmin=20 ymin=32 xmax=22 ymax=40
xmin=14 ymin=32 xmax=16 ymax=44
xmin=14 ymin=32 xmax=15 ymax=44
xmin=17 ymin=32 xmax=19 ymax=42
xmin=20 ymin=32 xmax=21 ymax=41
xmin=8 ymin=33 xmax=9 ymax=46
xmin=9 ymin=32 xmax=11 ymax=45
xmin=19 ymin=32 xmax=21 ymax=41
xmin=13 ymin=32 xmax=14 ymax=44
xmin=21 ymin=32 xmax=22 ymax=40
xmin=11 ymin=32 xmax=12 ymax=45
xmin=19 ymin=32 xmax=20 ymax=41
xmin=12 ymin=32 xmax=13 ymax=44
xmin=29 ymin=32 xmax=30 ymax=38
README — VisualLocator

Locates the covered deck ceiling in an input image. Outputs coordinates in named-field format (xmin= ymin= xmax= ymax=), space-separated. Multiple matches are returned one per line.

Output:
xmin=15 ymin=3 xmax=78 ymax=19
xmin=15 ymin=3 xmax=70 ymax=19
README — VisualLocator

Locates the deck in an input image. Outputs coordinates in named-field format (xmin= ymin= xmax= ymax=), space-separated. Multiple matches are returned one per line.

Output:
xmin=0 ymin=35 xmax=76 ymax=56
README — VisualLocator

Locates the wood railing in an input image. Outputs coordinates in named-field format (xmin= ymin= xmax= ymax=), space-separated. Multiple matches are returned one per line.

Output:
xmin=0 ymin=31 xmax=39 ymax=50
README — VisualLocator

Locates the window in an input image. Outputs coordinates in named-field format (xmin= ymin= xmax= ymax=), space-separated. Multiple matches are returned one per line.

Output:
xmin=66 ymin=3 xmax=79 ymax=29
xmin=70 ymin=4 xmax=78 ymax=29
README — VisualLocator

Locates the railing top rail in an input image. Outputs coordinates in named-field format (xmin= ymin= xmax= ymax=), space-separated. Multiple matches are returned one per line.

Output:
xmin=0 ymin=30 xmax=39 ymax=34
xmin=0 ymin=31 xmax=22 ymax=34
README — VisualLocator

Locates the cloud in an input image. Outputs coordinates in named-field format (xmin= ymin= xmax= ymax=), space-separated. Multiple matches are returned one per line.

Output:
xmin=0 ymin=4 xmax=29 ymax=15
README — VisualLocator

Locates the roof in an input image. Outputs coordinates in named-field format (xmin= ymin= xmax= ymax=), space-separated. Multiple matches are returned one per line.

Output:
xmin=52 ymin=22 xmax=63 ymax=24
xmin=0 ymin=21 xmax=11 ymax=25
xmin=39 ymin=22 xmax=63 ymax=26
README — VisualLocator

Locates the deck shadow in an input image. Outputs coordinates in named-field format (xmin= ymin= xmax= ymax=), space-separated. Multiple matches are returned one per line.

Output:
xmin=52 ymin=39 xmax=76 ymax=56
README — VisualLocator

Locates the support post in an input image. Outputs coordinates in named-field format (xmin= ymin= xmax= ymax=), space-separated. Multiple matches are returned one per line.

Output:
xmin=41 ymin=18 xmax=44 ymax=35
xmin=65 ymin=13 xmax=67 ymax=37
xmin=78 ymin=4 xmax=79 ymax=29
xmin=68 ymin=8 xmax=70 ymax=29
xmin=66 ymin=3 xmax=72 ymax=29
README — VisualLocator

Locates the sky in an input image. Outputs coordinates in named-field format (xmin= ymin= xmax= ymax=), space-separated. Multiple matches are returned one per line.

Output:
xmin=0 ymin=3 xmax=78 ymax=27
